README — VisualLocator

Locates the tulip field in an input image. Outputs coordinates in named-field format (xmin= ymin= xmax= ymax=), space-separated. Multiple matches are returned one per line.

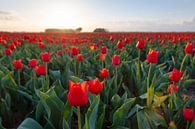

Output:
xmin=0 ymin=32 xmax=195 ymax=129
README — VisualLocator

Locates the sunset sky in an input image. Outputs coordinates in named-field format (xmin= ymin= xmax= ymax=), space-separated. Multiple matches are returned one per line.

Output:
xmin=0 ymin=0 xmax=195 ymax=32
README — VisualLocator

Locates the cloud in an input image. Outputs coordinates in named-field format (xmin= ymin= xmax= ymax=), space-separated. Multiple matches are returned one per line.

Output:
xmin=98 ymin=17 xmax=195 ymax=32
xmin=0 ymin=10 xmax=20 ymax=21
xmin=182 ymin=18 xmax=195 ymax=27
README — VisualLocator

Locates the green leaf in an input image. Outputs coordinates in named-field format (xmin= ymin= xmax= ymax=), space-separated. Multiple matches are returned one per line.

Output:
xmin=112 ymin=98 xmax=136 ymax=127
xmin=1 ymin=72 xmax=17 ymax=88
xmin=96 ymin=104 xmax=106 ymax=129
xmin=50 ymin=70 xmax=61 ymax=79
xmin=17 ymin=118 xmax=43 ymax=129
xmin=70 ymin=76 xmax=83 ymax=82
xmin=189 ymin=119 xmax=195 ymax=129
xmin=145 ymin=110 xmax=167 ymax=128
xmin=127 ymin=104 xmax=144 ymax=118
xmin=137 ymin=110 xmax=151 ymax=129
xmin=62 ymin=118 xmax=70 ymax=129
xmin=147 ymin=86 xmax=154 ymax=108
xmin=111 ymin=126 xmax=129 ymax=129
xmin=0 ymin=117 xmax=5 ymax=129
xmin=86 ymin=95 xmax=100 ymax=129
xmin=63 ymin=101 xmax=72 ymax=120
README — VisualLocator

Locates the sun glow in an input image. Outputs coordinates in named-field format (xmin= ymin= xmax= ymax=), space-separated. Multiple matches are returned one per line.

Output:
xmin=42 ymin=4 xmax=85 ymax=28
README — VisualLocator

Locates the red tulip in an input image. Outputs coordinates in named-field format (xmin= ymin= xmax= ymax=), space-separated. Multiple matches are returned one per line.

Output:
xmin=125 ymin=37 xmax=131 ymax=44
xmin=13 ymin=59 xmax=23 ymax=69
xmin=8 ymin=43 xmax=16 ymax=50
xmin=121 ymin=47 xmax=126 ymax=51
xmin=99 ymin=53 xmax=106 ymax=60
xmin=65 ymin=47 xmax=69 ymax=52
xmin=77 ymin=54 xmax=83 ymax=61
xmin=41 ymin=52 xmax=51 ymax=62
xmin=183 ymin=107 xmax=194 ymax=121
xmin=98 ymin=40 xmax=103 ymax=44
xmin=116 ymin=39 xmax=123 ymax=49
xmin=1 ymin=40 xmax=7 ymax=45
xmin=68 ymin=80 xmax=88 ymax=106
xmin=136 ymin=39 xmax=146 ymax=49
xmin=88 ymin=78 xmax=104 ymax=94
xmin=38 ymin=42 xmax=45 ymax=49
xmin=57 ymin=50 xmax=62 ymax=55
xmin=101 ymin=46 xmax=107 ymax=54
xmin=110 ymin=36 xmax=114 ymax=42
xmin=5 ymin=48 xmax=12 ymax=55
xmin=70 ymin=46 xmax=79 ymax=55
xmin=169 ymin=68 xmax=183 ymax=82
xmin=112 ymin=54 xmax=120 ymax=65
xmin=29 ymin=59 xmax=37 ymax=68
xmin=147 ymin=49 xmax=159 ymax=63
xmin=36 ymin=65 xmax=46 ymax=75
xmin=99 ymin=68 xmax=109 ymax=78
xmin=90 ymin=43 xmax=97 ymax=50
xmin=184 ymin=41 xmax=194 ymax=54
xmin=167 ymin=84 xmax=179 ymax=94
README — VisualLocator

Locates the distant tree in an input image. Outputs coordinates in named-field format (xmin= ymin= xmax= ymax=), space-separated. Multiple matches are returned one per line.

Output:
xmin=93 ymin=28 xmax=108 ymax=32
xmin=75 ymin=27 xmax=82 ymax=32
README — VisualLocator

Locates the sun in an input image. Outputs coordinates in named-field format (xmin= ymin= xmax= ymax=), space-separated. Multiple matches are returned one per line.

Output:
xmin=42 ymin=4 xmax=84 ymax=28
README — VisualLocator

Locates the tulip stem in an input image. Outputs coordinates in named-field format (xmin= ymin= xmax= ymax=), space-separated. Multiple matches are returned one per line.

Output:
xmin=85 ymin=113 xmax=89 ymax=129
xmin=147 ymin=63 xmax=152 ymax=88
xmin=33 ymin=69 xmax=36 ymax=91
xmin=186 ymin=121 xmax=189 ymax=129
xmin=18 ymin=70 xmax=21 ymax=86
xmin=138 ymin=49 xmax=141 ymax=60
xmin=77 ymin=106 xmax=82 ymax=129
xmin=45 ymin=63 xmax=49 ymax=92
xmin=180 ymin=54 xmax=188 ymax=71
xmin=147 ymin=63 xmax=153 ymax=108
xmin=78 ymin=62 xmax=81 ymax=76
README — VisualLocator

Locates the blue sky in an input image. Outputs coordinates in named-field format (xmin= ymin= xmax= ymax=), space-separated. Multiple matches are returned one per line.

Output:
xmin=0 ymin=0 xmax=195 ymax=31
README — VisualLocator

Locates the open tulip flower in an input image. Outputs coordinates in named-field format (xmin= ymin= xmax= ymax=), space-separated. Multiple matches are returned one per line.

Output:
xmin=88 ymin=78 xmax=104 ymax=94
xmin=67 ymin=80 xmax=88 ymax=106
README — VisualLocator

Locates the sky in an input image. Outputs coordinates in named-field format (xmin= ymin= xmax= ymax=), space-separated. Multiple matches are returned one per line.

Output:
xmin=0 ymin=0 xmax=195 ymax=32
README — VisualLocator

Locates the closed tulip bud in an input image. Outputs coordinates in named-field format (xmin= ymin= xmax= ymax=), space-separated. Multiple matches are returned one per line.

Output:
xmin=70 ymin=46 xmax=79 ymax=55
xmin=38 ymin=42 xmax=45 ymax=49
xmin=110 ymin=36 xmax=114 ymax=42
xmin=147 ymin=49 xmax=159 ymax=63
xmin=77 ymin=54 xmax=83 ymax=61
xmin=183 ymin=107 xmax=194 ymax=121
xmin=90 ymin=43 xmax=97 ymax=50
xmin=136 ymin=39 xmax=146 ymax=49
xmin=101 ymin=46 xmax=107 ymax=54
xmin=98 ymin=40 xmax=103 ymax=44
xmin=29 ymin=59 xmax=37 ymax=68
xmin=112 ymin=54 xmax=120 ymax=65
xmin=98 ymin=53 xmax=106 ymax=60
xmin=116 ymin=40 xmax=123 ymax=49
xmin=13 ymin=59 xmax=23 ymax=69
xmin=8 ymin=43 xmax=16 ymax=50
xmin=185 ymin=41 xmax=194 ymax=54
xmin=167 ymin=84 xmax=179 ymax=94
xmin=57 ymin=50 xmax=62 ymax=55
xmin=41 ymin=52 xmax=51 ymax=62
xmin=36 ymin=65 xmax=46 ymax=75
xmin=169 ymin=68 xmax=183 ymax=82
xmin=5 ymin=48 xmax=12 ymax=55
